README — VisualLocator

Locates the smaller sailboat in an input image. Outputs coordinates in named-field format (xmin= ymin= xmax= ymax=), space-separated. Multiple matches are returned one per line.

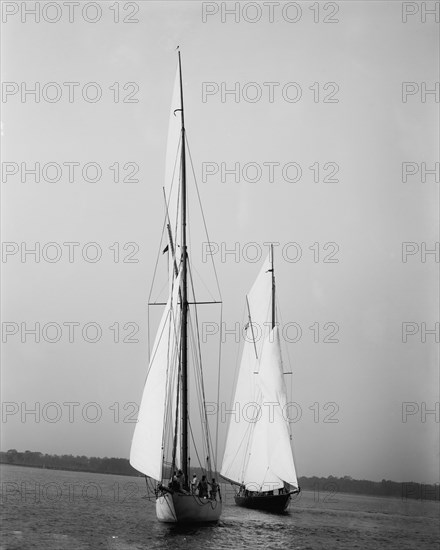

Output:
xmin=221 ymin=247 xmax=300 ymax=513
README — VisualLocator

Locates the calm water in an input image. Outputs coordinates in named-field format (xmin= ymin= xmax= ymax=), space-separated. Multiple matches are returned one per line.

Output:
xmin=1 ymin=465 xmax=438 ymax=550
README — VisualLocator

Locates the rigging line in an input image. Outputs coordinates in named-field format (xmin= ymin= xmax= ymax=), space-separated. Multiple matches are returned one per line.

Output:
xmin=187 ymin=306 xmax=211 ymax=470
xmin=241 ymin=388 xmax=260 ymax=479
xmin=171 ymin=346 xmax=181 ymax=473
xmin=231 ymin=301 xmax=247 ymax=400
xmin=185 ymin=134 xmax=222 ymax=301
xmin=144 ymin=307 xmax=173 ymax=385
xmin=147 ymin=214 xmax=167 ymax=305
xmin=188 ymin=406 xmax=206 ymax=475
xmin=165 ymin=133 xmax=182 ymax=247
xmin=149 ymin=301 xmax=221 ymax=306
xmin=188 ymin=263 xmax=211 ymax=422
xmin=206 ymin=411 xmax=216 ymax=479
xmin=184 ymin=178 xmax=217 ymax=306
xmin=186 ymin=305 xmax=210 ymax=473
xmin=223 ymin=421 xmax=254 ymax=480
xmin=184 ymin=186 xmax=214 ymax=305
xmin=163 ymin=291 xmax=181 ymax=468
xmin=259 ymin=466 xmax=272 ymax=492
xmin=222 ymin=300 xmax=248 ymax=475
xmin=188 ymin=262 xmax=215 ymax=473
xmin=182 ymin=151 xmax=214 ymax=307
xmin=146 ymin=213 xmax=168 ymax=361
xmin=163 ymin=188 xmax=179 ymax=280
xmin=187 ymin=316 xmax=206 ymax=457
xmin=239 ymin=343 xmax=264 ymax=480
xmin=146 ymin=128 xmax=181 ymax=390
xmin=249 ymin=290 xmax=274 ymax=373
xmin=276 ymin=295 xmax=294 ymax=440
xmin=188 ymin=322 xmax=202 ymax=416
xmin=173 ymin=176 xmax=181 ymax=250
xmin=147 ymin=302 xmax=150 ymax=364
xmin=187 ymin=315 xmax=202 ymax=416
xmin=154 ymin=278 xmax=171 ymax=306
xmin=186 ymin=197 xmax=209 ymax=477
xmin=185 ymin=180 xmax=210 ymax=473
xmin=276 ymin=293 xmax=293 ymax=375
xmin=163 ymin=358 xmax=172 ymax=451
xmin=148 ymin=132 xmax=181 ymax=305
xmin=189 ymin=262 xmax=218 ymax=304
xmin=185 ymin=340 xmax=206 ymax=472
xmin=214 ymin=301 xmax=223 ymax=472
xmin=148 ymin=138 xmax=181 ymax=312
xmin=162 ymin=348 xmax=176 ymax=466
xmin=246 ymin=296 xmax=259 ymax=360
xmin=191 ymin=327 xmax=212 ymax=484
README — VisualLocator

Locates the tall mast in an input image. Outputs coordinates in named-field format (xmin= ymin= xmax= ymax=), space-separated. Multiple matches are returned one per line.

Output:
xmin=178 ymin=50 xmax=189 ymax=489
xmin=271 ymin=244 xmax=275 ymax=329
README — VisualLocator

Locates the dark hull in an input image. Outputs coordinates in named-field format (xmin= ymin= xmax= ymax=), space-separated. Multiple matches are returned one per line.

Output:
xmin=235 ymin=493 xmax=291 ymax=513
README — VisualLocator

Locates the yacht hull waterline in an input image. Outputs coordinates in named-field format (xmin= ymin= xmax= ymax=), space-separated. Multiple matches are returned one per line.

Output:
xmin=156 ymin=492 xmax=222 ymax=523
xmin=234 ymin=493 xmax=292 ymax=513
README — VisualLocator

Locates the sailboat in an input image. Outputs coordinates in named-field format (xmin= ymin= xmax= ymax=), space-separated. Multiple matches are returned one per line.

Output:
xmin=129 ymin=51 xmax=222 ymax=523
xmin=221 ymin=247 xmax=300 ymax=513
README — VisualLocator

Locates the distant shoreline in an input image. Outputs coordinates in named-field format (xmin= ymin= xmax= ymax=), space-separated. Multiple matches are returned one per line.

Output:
xmin=1 ymin=451 xmax=438 ymax=501
xmin=0 ymin=461 xmax=139 ymax=477
xmin=3 ymin=461 xmax=438 ymax=504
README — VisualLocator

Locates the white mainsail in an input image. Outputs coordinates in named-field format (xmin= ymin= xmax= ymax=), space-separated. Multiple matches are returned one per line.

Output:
xmin=221 ymin=255 xmax=298 ymax=491
xmin=130 ymin=273 xmax=181 ymax=481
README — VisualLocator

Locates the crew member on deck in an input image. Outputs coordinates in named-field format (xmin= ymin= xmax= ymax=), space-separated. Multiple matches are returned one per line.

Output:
xmin=169 ymin=471 xmax=177 ymax=489
xmin=176 ymin=469 xmax=184 ymax=491
xmin=197 ymin=475 xmax=209 ymax=498
xmin=191 ymin=474 xmax=198 ymax=494
xmin=209 ymin=479 xmax=220 ymax=500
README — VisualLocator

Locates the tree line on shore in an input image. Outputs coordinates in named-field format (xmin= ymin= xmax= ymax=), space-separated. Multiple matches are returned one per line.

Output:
xmin=1 ymin=449 xmax=438 ymax=501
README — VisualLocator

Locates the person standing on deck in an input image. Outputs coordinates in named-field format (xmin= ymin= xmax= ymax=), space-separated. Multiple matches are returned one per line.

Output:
xmin=209 ymin=479 xmax=220 ymax=501
xmin=191 ymin=474 xmax=198 ymax=494
xmin=169 ymin=471 xmax=177 ymax=489
xmin=176 ymin=469 xmax=184 ymax=491
xmin=197 ymin=475 xmax=209 ymax=498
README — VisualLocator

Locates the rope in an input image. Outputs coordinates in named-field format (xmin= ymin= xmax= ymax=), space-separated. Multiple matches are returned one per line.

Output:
xmin=214 ymin=302 xmax=223 ymax=467
xmin=188 ymin=261 xmax=215 ymax=477
xmin=276 ymin=295 xmax=294 ymax=440
xmin=185 ymin=134 xmax=222 ymax=301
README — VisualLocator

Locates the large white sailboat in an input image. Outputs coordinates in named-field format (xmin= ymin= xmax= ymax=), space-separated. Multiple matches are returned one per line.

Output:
xmin=221 ymin=247 xmax=300 ymax=513
xmin=129 ymin=51 xmax=222 ymax=523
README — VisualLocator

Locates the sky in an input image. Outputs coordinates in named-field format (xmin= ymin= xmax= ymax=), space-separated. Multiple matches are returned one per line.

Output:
xmin=1 ymin=1 xmax=439 ymax=484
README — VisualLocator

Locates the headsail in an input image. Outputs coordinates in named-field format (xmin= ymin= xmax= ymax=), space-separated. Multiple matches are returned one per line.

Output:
xmin=130 ymin=273 xmax=181 ymax=481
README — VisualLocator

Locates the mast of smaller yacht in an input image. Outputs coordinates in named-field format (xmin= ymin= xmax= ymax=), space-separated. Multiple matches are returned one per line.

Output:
xmin=178 ymin=49 xmax=189 ymax=490
xmin=271 ymin=244 xmax=275 ymax=329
